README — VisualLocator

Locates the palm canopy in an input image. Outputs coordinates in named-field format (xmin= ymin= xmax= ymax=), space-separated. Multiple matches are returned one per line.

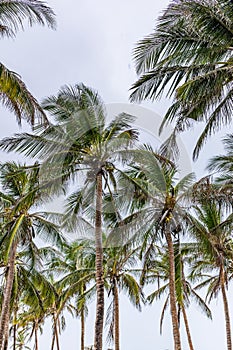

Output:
xmin=0 ymin=83 xmax=138 ymax=211
xmin=0 ymin=0 xmax=55 ymax=38
xmin=0 ymin=83 xmax=138 ymax=350
xmin=207 ymin=134 xmax=233 ymax=184
xmin=187 ymin=190 xmax=233 ymax=350
xmin=145 ymin=241 xmax=212 ymax=334
xmin=130 ymin=0 xmax=233 ymax=159
xmin=106 ymin=150 xmax=195 ymax=248
xmin=188 ymin=196 xmax=233 ymax=271
xmin=0 ymin=161 xmax=65 ymax=261
xmin=0 ymin=161 xmax=65 ymax=350
xmin=0 ymin=0 xmax=56 ymax=126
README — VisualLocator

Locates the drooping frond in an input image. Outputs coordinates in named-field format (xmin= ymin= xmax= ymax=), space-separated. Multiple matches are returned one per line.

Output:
xmin=0 ymin=0 xmax=56 ymax=37
xmin=0 ymin=63 xmax=48 ymax=126
xmin=131 ymin=0 xmax=233 ymax=159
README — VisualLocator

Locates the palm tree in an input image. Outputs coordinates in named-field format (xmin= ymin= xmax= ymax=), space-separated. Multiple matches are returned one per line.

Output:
xmin=0 ymin=244 xmax=58 ymax=350
xmin=15 ymin=247 xmax=59 ymax=350
xmin=188 ymin=186 xmax=233 ymax=350
xmin=130 ymin=0 xmax=233 ymax=159
xmin=56 ymin=239 xmax=142 ymax=350
xmin=0 ymin=161 xmax=65 ymax=350
xmin=109 ymin=150 xmax=195 ymax=350
xmin=47 ymin=239 xmax=96 ymax=350
xmin=0 ymin=83 xmax=139 ymax=350
xmin=0 ymin=0 xmax=56 ymax=126
xmin=103 ymin=243 xmax=143 ymax=350
xmin=145 ymin=240 xmax=212 ymax=350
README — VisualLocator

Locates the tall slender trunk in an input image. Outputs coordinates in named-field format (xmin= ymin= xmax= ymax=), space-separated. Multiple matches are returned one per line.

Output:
xmin=220 ymin=265 xmax=232 ymax=350
xmin=53 ymin=314 xmax=60 ymax=350
xmin=13 ymin=324 xmax=17 ymax=350
xmin=51 ymin=330 xmax=55 ymax=350
xmin=94 ymin=173 xmax=104 ymax=350
xmin=113 ymin=281 xmax=120 ymax=350
xmin=3 ymin=336 xmax=8 ymax=350
xmin=55 ymin=324 xmax=60 ymax=350
xmin=34 ymin=321 xmax=39 ymax=350
xmin=165 ymin=229 xmax=182 ymax=350
xmin=13 ymin=304 xmax=18 ymax=350
xmin=81 ymin=307 xmax=85 ymax=350
xmin=0 ymin=242 xmax=17 ymax=350
xmin=181 ymin=304 xmax=194 ymax=350
xmin=51 ymin=313 xmax=60 ymax=350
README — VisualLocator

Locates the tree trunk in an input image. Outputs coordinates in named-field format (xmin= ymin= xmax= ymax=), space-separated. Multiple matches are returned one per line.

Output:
xmin=94 ymin=173 xmax=104 ymax=350
xmin=0 ymin=242 xmax=17 ymax=350
xmin=55 ymin=325 xmax=60 ymax=350
xmin=34 ymin=321 xmax=39 ymax=350
xmin=51 ymin=331 xmax=55 ymax=350
xmin=13 ymin=324 xmax=17 ymax=350
xmin=51 ymin=314 xmax=60 ymax=350
xmin=220 ymin=265 xmax=232 ymax=350
xmin=3 ymin=336 xmax=8 ymax=350
xmin=113 ymin=281 xmax=120 ymax=350
xmin=165 ymin=229 xmax=182 ymax=350
xmin=81 ymin=307 xmax=85 ymax=350
xmin=181 ymin=304 xmax=194 ymax=350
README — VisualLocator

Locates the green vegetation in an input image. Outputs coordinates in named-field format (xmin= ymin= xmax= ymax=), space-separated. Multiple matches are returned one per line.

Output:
xmin=0 ymin=1 xmax=233 ymax=350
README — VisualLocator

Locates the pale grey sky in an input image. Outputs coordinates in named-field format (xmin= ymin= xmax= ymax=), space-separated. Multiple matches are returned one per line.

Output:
xmin=0 ymin=1 xmax=230 ymax=349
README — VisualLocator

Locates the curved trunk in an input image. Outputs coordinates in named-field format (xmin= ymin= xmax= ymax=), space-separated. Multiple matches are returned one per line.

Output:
xmin=113 ymin=282 xmax=120 ymax=350
xmin=220 ymin=265 xmax=232 ymax=350
xmin=181 ymin=304 xmax=194 ymax=350
xmin=94 ymin=173 xmax=104 ymax=350
xmin=165 ymin=229 xmax=182 ymax=350
xmin=81 ymin=307 xmax=85 ymax=350
xmin=0 ymin=242 xmax=17 ymax=350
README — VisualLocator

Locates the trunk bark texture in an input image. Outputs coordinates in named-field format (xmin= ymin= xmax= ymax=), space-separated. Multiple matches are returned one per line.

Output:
xmin=0 ymin=242 xmax=17 ymax=350
xmin=81 ymin=307 xmax=85 ymax=350
xmin=13 ymin=324 xmax=16 ymax=350
xmin=94 ymin=173 xmax=104 ymax=350
xmin=53 ymin=315 xmax=60 ymax=350
xmin=114 ymin=282 xmax=120 ymax=350
xmin=165 ymin=229 xmax=182 ymax=350
xmin=51 ymin=331 xmax=55 ymax=350
xmin=220 ymin=265 xmax=232 ymax=350
xmin=34 ymin=321 xmax=39 ymax=350
xmin=181 ymin=304 xmax=194 ymax=350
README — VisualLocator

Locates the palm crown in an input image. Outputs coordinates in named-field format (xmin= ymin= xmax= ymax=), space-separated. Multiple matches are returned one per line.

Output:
xmin=0 ymin=0 xmax=56 ymax=126
xmin=130 ymin=0 xmax=233 ymax=159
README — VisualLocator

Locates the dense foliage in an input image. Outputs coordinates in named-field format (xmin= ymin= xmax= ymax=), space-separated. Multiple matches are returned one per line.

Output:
xmin=0 ymin=1 xmax=233 ymax=350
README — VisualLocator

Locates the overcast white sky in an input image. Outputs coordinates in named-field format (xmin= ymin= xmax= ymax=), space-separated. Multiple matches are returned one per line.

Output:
xmin=0 ymin=0 xmax=231 ymax=349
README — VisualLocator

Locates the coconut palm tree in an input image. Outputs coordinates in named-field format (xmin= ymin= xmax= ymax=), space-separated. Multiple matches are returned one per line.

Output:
xmin=47 ymin=239 xmax=96 ymax=350
xmin=0 ymin=161 xmax=65 ymax=350
xmin=145 ymin=240 xmax=211 ymax=350
xmin=0 ymin=243 xmax=59 ymax=350
xmin=109 ymin=150 xmax=195 ymax=350
xmin=49 ymin=237 xmax=143 ymax=350
xmin=13 ymin=273 xmax=54 ymax=350
xmin=0 ymin=0 xmax=56 ymax=126
xmin=0 ymin=83 xmax=139 ymax=350
xmin=130 ymin=0 xmax=233 ymax=159
xmin=103 ymin=242 xmax=143 ymax=350
xmin=188 ymin=187 xmax=233 ymax=350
